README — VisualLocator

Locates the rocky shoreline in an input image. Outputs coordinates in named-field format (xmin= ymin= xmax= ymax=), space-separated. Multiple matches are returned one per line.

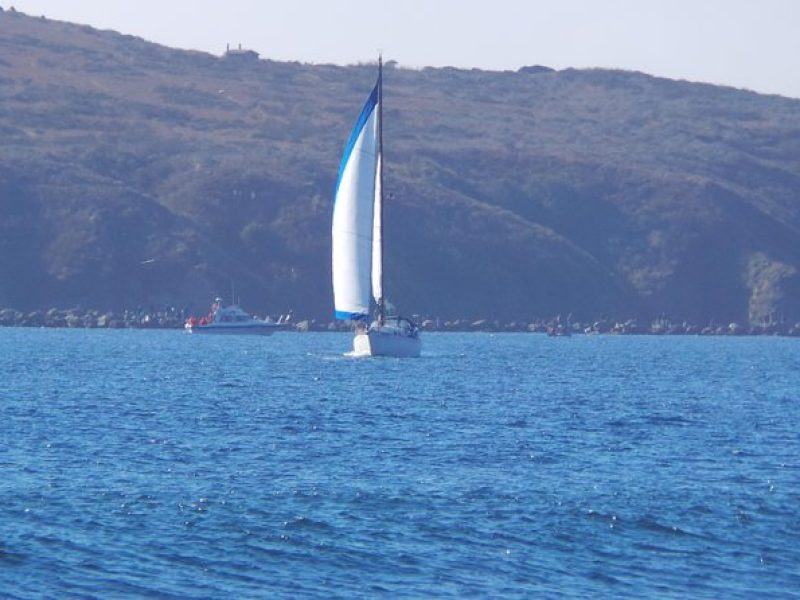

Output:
xmin=1 ymin=308 xmax=799 ymax=337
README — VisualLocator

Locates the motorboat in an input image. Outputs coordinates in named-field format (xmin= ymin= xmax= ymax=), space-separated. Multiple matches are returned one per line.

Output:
xmin=184 ymin=298 xmax=284 ymax=335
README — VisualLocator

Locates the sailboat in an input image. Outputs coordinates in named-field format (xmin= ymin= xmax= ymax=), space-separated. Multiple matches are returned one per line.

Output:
xmin=332 ymin=57 xmax=422 ymax=357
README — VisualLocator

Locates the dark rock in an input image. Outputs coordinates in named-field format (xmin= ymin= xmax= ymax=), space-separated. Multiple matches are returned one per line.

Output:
xmin=23 ymin=311 xmax=44 ymax=326
xmin=0 ymin=309 xmax=21 ymax=325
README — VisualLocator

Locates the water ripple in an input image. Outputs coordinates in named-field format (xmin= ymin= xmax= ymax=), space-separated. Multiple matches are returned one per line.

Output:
xmin=1 ymin=330 xmax=799 ymax=597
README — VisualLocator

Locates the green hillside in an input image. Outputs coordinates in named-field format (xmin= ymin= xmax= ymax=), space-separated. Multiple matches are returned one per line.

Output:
xmin=1 ymin=8 xmax=799 ymax=325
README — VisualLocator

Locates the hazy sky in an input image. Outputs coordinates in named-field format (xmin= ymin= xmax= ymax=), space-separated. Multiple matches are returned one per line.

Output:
xmin=7 ymin=0 xmax=800 ymax=98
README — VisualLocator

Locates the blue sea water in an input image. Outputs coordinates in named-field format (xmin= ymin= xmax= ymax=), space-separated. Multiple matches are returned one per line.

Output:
xmin=1 ymin=329 xmax=799 ymax=598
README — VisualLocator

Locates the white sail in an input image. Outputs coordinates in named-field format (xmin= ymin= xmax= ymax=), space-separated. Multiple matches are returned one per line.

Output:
xmin=371 ymin=152 xmax=383 ymax=307
xmin=334 ymin=59 xmax=421 ymax=357
xmin=332 ymin=82 xmax=380 ymax=320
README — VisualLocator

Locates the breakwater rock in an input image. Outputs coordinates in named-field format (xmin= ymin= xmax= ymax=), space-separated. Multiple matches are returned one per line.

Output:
xmin=2 ymin=308 xmax=799 ymax=337
xmin=0 ymin=307 xmax=186 ymax=329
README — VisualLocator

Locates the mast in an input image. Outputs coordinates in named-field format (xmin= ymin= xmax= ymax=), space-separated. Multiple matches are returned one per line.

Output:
xmin=377 ymin=54 xmax=386 ymax=324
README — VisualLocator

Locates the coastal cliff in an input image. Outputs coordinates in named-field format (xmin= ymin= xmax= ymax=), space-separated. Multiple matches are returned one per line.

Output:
xmin=1 ymin=9 xmax=799 ymax=325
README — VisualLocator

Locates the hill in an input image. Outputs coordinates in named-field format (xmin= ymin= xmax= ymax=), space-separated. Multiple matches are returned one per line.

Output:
xmin=2 ymin=8 xmax=800 ymax=326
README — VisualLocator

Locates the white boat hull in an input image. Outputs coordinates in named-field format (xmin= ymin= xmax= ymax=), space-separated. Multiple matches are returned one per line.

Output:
xmin=353 ymin=328 xmax=421 ymax=358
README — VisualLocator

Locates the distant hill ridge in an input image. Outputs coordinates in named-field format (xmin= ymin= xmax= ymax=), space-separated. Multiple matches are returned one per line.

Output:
xmin=1 ymin=9 xmax=799 ymax=325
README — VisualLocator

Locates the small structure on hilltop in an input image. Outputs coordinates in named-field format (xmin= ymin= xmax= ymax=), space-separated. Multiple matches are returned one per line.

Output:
xmin=224 ymin=43 xmax=259 ymax=62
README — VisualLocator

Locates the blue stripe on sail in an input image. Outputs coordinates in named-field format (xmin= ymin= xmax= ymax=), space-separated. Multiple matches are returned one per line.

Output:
xmin=335 ymin=310 xmax=368 ymax=321
xmin=334 ymin=80 xmax=379 ymax=198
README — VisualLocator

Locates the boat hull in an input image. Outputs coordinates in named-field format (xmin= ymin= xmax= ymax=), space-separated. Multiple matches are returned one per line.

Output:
xmin=353 ymin=329 xmax=421 ymax=358
xmin=185 ymin=324 xmax=279 ymax=336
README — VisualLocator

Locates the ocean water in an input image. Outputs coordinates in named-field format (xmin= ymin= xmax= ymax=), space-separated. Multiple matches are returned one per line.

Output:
xmin=1 ymin=329 xmax=798 ymax=598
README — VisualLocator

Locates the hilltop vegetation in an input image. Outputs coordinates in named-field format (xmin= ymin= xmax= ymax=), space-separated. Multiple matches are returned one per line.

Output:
xmin=1 ymin=9 xmax=800 ymax=325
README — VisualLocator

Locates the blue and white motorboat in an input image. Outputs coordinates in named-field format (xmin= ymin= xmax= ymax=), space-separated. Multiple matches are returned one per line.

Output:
xmin=184 ymin=298 xmax=283 ymax=335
